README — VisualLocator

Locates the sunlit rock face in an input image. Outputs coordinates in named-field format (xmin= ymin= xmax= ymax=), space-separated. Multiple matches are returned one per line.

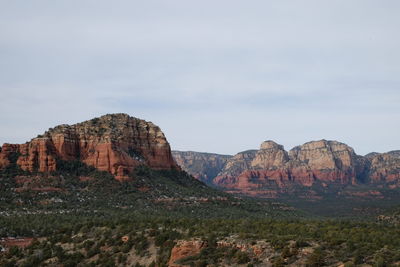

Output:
xmin=0 ymin=114 xmax=177 ymax=180
xmin=366 ymin=151 xmax=400 ymax=185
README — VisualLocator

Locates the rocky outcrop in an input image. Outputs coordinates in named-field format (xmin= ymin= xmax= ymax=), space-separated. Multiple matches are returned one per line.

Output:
xmin=213 ymin=150 xmax=258 ymax=188
xmin=169 ymin=240 xmax=207 ymax=267
xmin=172 ymin=151 xmax=232 ymax=184
xmin=0 ymin=143 xmax=20 ymax=169
xmin=367 ymin=151 xmax=400 ymax=185
xmin=251 ymin=141 xmax=289 ymax=170
xmin=0 ymin=114 xmax=177 ymax=180
xmin=288 ymin=140 xmax=364 ymax=185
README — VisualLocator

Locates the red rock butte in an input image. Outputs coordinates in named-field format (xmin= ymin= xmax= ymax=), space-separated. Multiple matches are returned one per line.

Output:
xmin=0 ymin=113 xmax=177 ymax=180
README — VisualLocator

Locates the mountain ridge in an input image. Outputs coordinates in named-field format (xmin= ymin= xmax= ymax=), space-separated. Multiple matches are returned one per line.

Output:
xmin=1 ymin=114 xmax=399 ymax=202
xmin=173 ymin=140 xmax=400 ymax=198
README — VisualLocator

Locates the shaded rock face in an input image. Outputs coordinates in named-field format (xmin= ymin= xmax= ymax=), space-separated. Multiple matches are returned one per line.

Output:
xmin=0 ymin=114 xmax=177 ymax=180
xmin=172 ymin=151 xmax=232 ymax=184
xmin=0 ymin=144 xmax=20 ymax=169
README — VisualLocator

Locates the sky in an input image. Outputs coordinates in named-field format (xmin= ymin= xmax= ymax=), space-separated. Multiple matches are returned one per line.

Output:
xmin=0 ymin=0 xmax=399 ymax=156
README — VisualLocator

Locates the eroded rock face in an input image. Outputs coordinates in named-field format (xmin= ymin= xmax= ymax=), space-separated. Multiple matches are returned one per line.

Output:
xmin=213 ymin=150 xmax=258 ymax=187
xmin=0 ymin=144 xmax=20 ymax=169
xmin=204 ymin=140 xmax=399 ymax=196
xmin=172 ymin=151 xmax=232 ymax=184
xmin=214 ymin=140 xmax=366 ymax=190
xmin=0 ymin=114 xmax=177 ymax=180
xmin=288 ymin=140 xmax=362 ymax=185
xmin=251 ymin=141 xmax=289 ymax=170
xmin=367 ymin=151 xmax=400 ymax=185
xmin=168 ymin=240 xmax=207 ymax=267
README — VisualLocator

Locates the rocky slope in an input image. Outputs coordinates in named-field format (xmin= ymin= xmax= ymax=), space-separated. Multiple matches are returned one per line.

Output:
xmin=174 ymin=140 xmax=400 ymax=198
xmin=0 ymin=114 xmax=177 ymax=180
xmin=171 ymin=151 xmax=231 ymax=184
xmin=366 ymin=150 xmax=400 ymax=185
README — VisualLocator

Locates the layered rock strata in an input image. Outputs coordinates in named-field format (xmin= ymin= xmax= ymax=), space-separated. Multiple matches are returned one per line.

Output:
xmin=0 ymin=114 xmax=177 ymax=180
xmin=366 ymin=151 xmax=400 ymax=185
xmin=174 ymin=140 xmax=400 ymax=196
xmin=214 ymin=140 xmax=365 ymax=190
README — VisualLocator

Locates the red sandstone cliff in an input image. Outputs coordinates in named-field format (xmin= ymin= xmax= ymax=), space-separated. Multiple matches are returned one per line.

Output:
xmin=214 ymin=140 xmax=364 ymax=191
xmin=0 ymin=114 xmax=177 ymax=180
xmin=174 ymin=140 xmax=398 ymax=197
xmin=168 ymin=240 xmax=207 ymax=267
xmin=366 ymin=151 xmax=400 ymax=185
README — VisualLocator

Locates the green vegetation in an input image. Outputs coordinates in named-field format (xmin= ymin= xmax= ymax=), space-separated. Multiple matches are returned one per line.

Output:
xmin=0 ymin=160 xmax=297 ymax=219
xmin=1 ymin=214 xmax=400 ymax=266
xmin=1 ymin=160 xmax=400 ymax=266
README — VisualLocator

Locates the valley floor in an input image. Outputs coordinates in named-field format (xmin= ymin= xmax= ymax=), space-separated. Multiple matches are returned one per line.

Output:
xmin=1 ymin=210 xmax=400 ymax=267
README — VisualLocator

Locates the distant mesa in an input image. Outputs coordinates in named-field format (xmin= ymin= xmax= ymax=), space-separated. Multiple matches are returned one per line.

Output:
xmin=0 ymin=113 xmax=177 ymax=180
xmin=173 ymin=140 xmax=400 ymax=197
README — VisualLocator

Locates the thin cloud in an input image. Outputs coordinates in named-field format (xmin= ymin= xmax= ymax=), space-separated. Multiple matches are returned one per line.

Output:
xmin=0 ymin=0 xmax=399 ymax=155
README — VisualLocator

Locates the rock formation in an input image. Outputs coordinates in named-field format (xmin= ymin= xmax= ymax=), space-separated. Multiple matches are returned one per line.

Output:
xmin=172 ymin=151 xmax=231 ymax=184
xmin=0 ymin=143 xmax=20 ymax=169
xmin=0 ymin=114 xmax=177 ymax=180
xmin=367 ymin=151 xmax=400 ymax=185
xmin=251 ymin=141 xmax=289 ymax=170
xmin=169 ymin=240 xmax=207 ymax=267
xmin=287 ymin=140 xmax=364 ymax=185
xmin=213 ymin=150 xmax=258 ymax=188
xmin=213 ymin=140 xmax=373 ymax=192
xmin=173 ymin=140 xmax=400 ymax=198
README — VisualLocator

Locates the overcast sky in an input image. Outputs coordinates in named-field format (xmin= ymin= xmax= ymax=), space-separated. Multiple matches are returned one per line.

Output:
xmin=0 ymin=0 xmax=399 ymax=155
